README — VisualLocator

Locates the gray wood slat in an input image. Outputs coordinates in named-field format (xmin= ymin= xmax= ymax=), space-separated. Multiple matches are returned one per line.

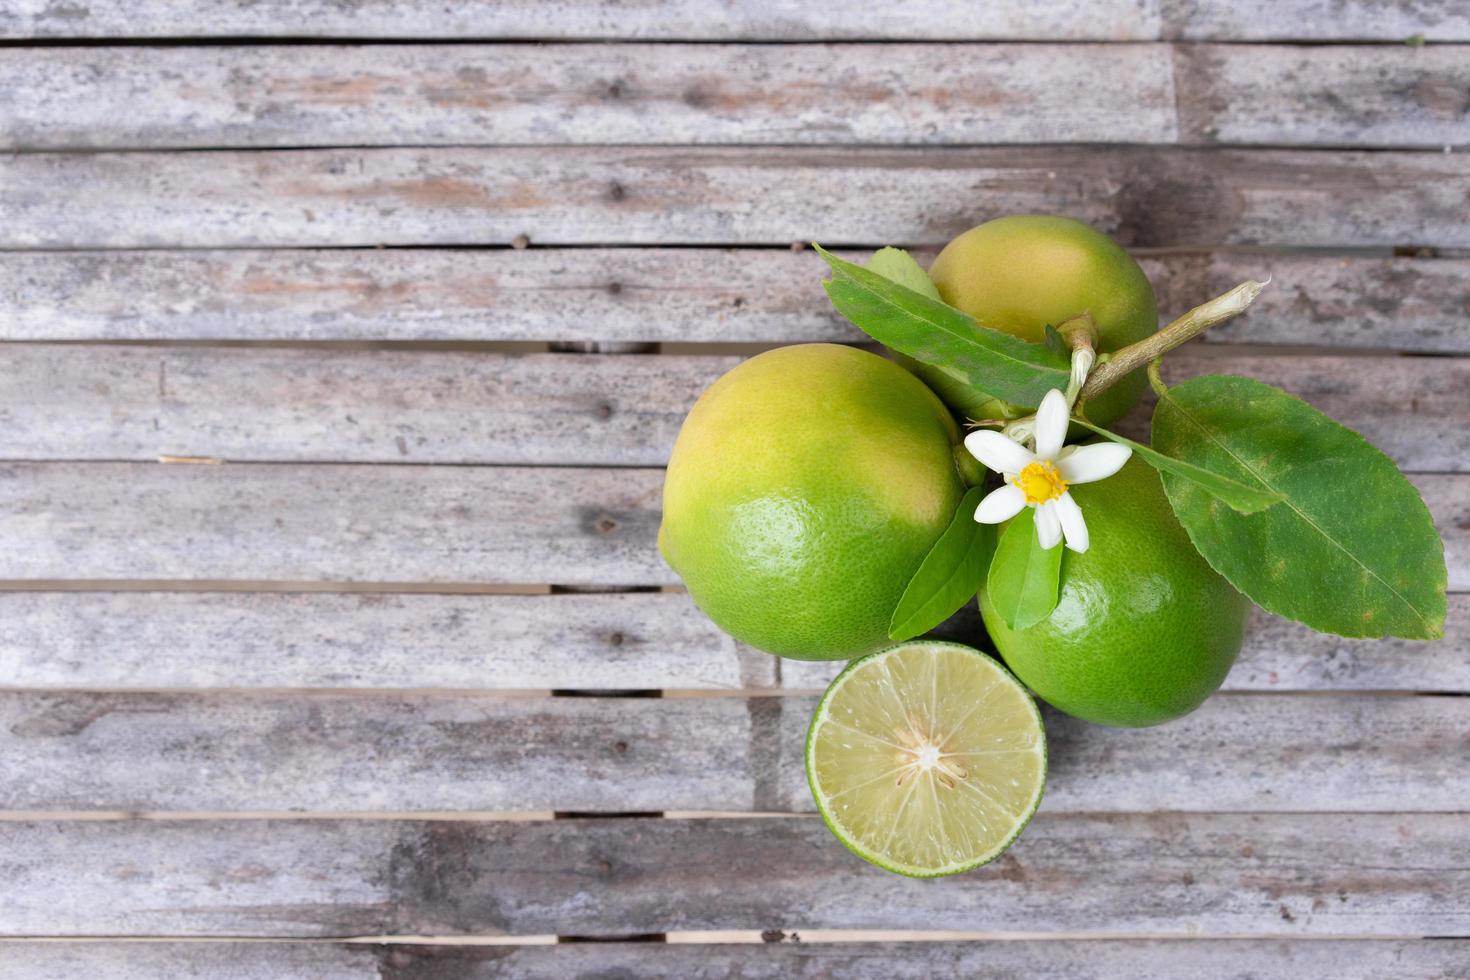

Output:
xmin=3 ymin=248 xmax=1466 ymax=353
xmin=0 ymin=592 xmax=775 ymax=691
xmin=3 ymin=939 xmax=1467 ymax=979
xmin=5 ymin=346 xmax=1464 ymax=470
xmin=0 ymin=691 xmax=1462 ymax=813
xmin=1 ymin=0 xmax=1466 ymax=41
xmin=3 ymin=591 xmax=1465 ymax=693
xmin=4 ymin=44 xmax=1465 ymax=150
xmin=0 ymin=814 xmax=1463 ymax=936
xmin=1 ymin=465 xmax=1464 ymax=590
xmin=0 ymin=44 xmax=1175 ymax=150
xmin=0 ymin=463 xmax=672 ymax=586
xmin=4 ymin=147 xmax=1468 ymax=249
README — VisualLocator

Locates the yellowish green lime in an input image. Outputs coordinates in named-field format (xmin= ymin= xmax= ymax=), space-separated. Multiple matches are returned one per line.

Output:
xmin=660 ymin=344 xmax=970 ymax=660
xmin=915 ymin=214 xmax=1157 ymax=428
xmin=805 ymin=641 xmax=1046 ymax=877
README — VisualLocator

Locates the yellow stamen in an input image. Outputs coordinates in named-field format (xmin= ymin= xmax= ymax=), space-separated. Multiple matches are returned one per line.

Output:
xmin=1013 ymin=460 xmax=1068 ymax=505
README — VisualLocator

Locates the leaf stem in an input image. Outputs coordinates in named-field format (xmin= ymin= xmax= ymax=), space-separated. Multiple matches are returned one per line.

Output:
xmin=1078 ymin=278 xmax=1270 ymax=403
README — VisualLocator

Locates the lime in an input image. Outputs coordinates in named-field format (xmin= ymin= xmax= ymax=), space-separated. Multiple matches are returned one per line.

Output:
xmin=981 ymin=458 xmax=1249 ymax=727
xmin=805 ymin=641 xmax=1046 ymax=877
xmin=660 ymin=344 xmax=970 ymax=661
xmin=914 ymin=215 xmax=1157 ymax=428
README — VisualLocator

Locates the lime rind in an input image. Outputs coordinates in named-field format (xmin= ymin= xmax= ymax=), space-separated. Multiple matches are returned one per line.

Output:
xmin=804 ymin=641 xmax=1047 ymax=878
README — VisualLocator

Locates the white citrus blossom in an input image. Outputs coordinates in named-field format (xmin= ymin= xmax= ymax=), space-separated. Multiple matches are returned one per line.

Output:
xmin=964 ymin=389 xmax=1131 ymax=554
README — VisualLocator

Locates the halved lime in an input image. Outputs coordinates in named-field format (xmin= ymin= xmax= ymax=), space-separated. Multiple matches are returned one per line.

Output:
xmin=805 ymin=641 xmax=1046 ymax=877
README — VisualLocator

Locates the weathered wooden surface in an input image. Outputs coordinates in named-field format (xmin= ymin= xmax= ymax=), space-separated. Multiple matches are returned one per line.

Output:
xmin=6 ymin=346 xmax=1462 ymax=469
xmin=0 ymin=691 xmax=1462 ymax=812
xmin=7 ymin=44 xmax=1466 ymax=150
xmin=0 ymin=463 xmax=668 ymax=585
xmin=4 ymin=591 xmax=1465 ymax=693
xmin=1150 ymin=252 xmax=1470 ymax=353
xmin=1 ymin=464 xmax=1464 ymax=588
xmin=0 ymin=591 xmax=771 ymax=691
xmin=5 ymin=939 xmax=1469 ymax=980
xmin=0 ymin=1 xmax=1465 ymax=962
xmin=3 ymin=0 xmax=1467 ymax=41
xmin=6 ymin=249 xmax=1468 ymax=352
xmin=1 ymin=814 xmax=1464 ymax=936
xmin=0 ymin=44 xmax=1176 ymax=149
xmin=6 ymin=147 xmax=1470 ymax=249
xmin=0 ymin=346 xmax=727 ymax=467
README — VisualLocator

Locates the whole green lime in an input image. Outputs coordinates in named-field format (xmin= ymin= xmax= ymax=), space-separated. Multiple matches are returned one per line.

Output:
xmin=915 ymin=215 xmax=1157 ymax=428
xmin=980 ymin=458 xmax=1248 ymax=727
xmin=661 ymin=344 xmax=969 ymax=660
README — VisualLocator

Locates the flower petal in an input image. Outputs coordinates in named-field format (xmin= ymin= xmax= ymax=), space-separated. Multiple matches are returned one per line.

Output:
xmin=964 ymin=430 xmax=1035 ymax=475
xmin=1035 ymin=500 xmax=1063 ymax=549
xmin=1056 ymin=442 xmax=1132 ymax=485
xmin=1033 ymin=389 xmax=1070 ymax=460
xmin=1054 ymin=492 xmax=1089 ymax=553
xmin=974 ymin=483 xmax=1026 ymax=524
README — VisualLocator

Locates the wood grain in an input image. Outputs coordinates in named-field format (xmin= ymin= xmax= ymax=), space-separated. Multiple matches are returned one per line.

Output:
xmin=6 ymin=346 xmax=1463 ymax=470
xmin=2 ymin=0 xmax=1466 ymax=41
xmin=4 ymin=591 xmax=1465 ymax=693
xmin=0 ymin=691 xmax=1462 ymax=813
xmin=0 ymin=591 xmax=774 ymax=691
xmin=0 ymin=814 xmax=1464 ymax=936
xmin=0 ymin=44 xmax=1175 ymax=149
xmin=4 ymin=939 xmax=1467 ymax=979
xmin=6 ymin=44 xmax=1465 ymax=151
xmin=0 ymin=345 xmax=727 ymax=467
xmin=0 ymin=463 xmax=673 ymax=586
xmin=0 ymin=465 xmax=1463 ymax=589
xmin=3 ymin=248 xmax=1466 ymax=353
xmin=5 ymin=147 xmax=1468 ymax=249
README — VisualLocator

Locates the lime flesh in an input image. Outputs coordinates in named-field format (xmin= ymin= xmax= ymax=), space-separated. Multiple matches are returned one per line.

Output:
xmin=805 ymin=641 xmax=1046 ymax=877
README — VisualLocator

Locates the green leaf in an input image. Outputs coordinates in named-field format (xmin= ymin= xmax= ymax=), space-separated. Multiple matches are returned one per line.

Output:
xmin=986 ymin=507 xmax=1064 ymax=630
xmin=1151 ymin=374 xmax=1447 ymax=640
xmin=866 ymin=246 xmax=942 ymax=301
xmin=889 ymin=487 xmax=996 ymax=641
xmin=814 ymin=244 xmax=1070 ymax=406
xmin=1069 ymin=416 xmax=1282 ymax=514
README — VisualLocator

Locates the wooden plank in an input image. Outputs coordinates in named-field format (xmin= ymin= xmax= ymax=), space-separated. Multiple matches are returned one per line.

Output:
xmin=7 ymin=44 xmax=1465 ymax=151
xmin=4 ymin=591 xmax=1466 ymax=693
xmin=0 ymin=814 xmax=1463 ymax=936
xmin=0 ymin=465 xmax=1465 ymax=589
xmin=0 ymin=463 xmax=674 ymax=586
xmin=0 ymin=692 xmax=1463 ymax=813
xmin=3 ymin=248 xmax=1466 ymax=353
xmin=6 ymin=346 xmax=1465 ymax=470
xmin=3 ymin=940 xmax=1467 ymax=980
xmin=0 ymin=44 xmax=1177 ymax=150
xmin=1172 ymin=45 xmax=1470 ymax=147
xmin=0 ymin=345 xmax=727 ymax=467
xmin=0 ymin=943 xmax=385 ymax=980
xmin=4 ymin=147 xmax=1469 ymax=250
xmin=1149 ymin=252 xmax=1470 ymax=354
xmin=2 ymin=0 xmax=1467 ymax=41
xmin=0 ymin=692 xmax=762 ymax=813
xmin=0 ymin=591 xmax=775 ymax=691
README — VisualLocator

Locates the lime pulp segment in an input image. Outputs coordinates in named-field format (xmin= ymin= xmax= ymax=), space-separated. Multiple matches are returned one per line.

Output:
xmin=805 ymin=641 xmax=1046 ymax=877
